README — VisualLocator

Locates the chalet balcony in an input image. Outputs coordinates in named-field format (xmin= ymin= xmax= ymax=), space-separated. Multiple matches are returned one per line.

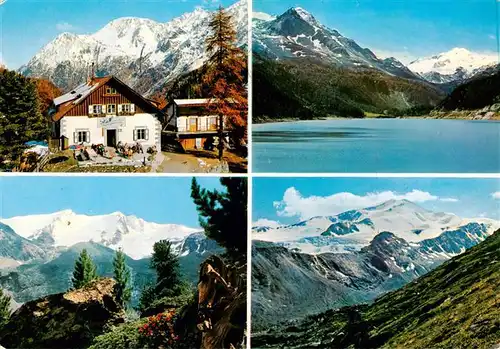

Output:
xmin=163 ymin=121 xmax=226 ymax=139
xmin=177 ymin=124 xmax=218 ymax=132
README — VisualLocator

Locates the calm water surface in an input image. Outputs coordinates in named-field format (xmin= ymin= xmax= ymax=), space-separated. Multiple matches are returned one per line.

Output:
xmin=252 ymin=119 xmax=500 ymax=173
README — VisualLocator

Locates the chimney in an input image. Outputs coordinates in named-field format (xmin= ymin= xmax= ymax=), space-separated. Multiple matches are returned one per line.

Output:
xmin=91 ymin=62 xmax=95 ymax=79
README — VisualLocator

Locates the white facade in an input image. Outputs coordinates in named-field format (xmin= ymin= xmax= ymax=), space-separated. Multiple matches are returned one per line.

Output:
xmin=60 ymin=113 xmax=161 ymax=148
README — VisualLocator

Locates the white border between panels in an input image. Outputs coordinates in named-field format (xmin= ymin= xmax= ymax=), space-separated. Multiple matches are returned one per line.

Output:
xmin=250 ymin=173 xmax=500 ymax=178
xmin=246 ymin=0 xmax=253 ymax=345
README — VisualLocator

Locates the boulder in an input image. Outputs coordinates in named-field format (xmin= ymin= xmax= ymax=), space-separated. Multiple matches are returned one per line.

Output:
xmin=0 ymin=278 xmax=125 ymax=349
xmin=484 ymin=112 xmax=495 ymax=120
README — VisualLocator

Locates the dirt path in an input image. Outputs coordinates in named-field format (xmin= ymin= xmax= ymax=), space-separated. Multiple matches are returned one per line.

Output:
xmin=158 ymin=152 xmax=227 ymax=173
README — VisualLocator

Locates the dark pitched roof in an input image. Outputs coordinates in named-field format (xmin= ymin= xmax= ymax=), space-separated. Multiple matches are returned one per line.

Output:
xmin=52 ymin=76 xmax=162 ymax=121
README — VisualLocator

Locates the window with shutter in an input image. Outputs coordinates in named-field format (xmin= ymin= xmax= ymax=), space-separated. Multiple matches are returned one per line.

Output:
xmin=73 ymin=132 xmax=77 ymax=143
xmin=88 ymin=105 xmax=93 ymax=115
xmin=130 ymin=104 xmax=135 ymax=114
xmin=107 ymin=104 xmax=116 ymax=114
xmin=93 ymin=105 xmax=103 ymax=115
xmin=134 ymin=127 xmax=147 ymax=141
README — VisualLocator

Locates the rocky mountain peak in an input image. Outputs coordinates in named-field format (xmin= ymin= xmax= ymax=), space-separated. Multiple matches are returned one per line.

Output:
xmin=18 ymin=0 xmax=248 ymax=94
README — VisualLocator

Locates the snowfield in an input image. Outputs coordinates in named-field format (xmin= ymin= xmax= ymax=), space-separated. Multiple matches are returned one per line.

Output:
xmin=1 ymin=210 xmax=200 ymax=260
xmin=408 ymin=48 xmax=497 ymax=78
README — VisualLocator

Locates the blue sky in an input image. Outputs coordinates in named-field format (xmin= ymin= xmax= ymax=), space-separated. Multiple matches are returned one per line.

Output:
xmin=254 ymin=0 xmax=499 ymax=63
xmin=0 ymin=0 xmax=237 ymax=69
xmin=0 ymin=176 xmax=222 ymax=226
xmin=253 ymin=178 xmax=500 ymax=225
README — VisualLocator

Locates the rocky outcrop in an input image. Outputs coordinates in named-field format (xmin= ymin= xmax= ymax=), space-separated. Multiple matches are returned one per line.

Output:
xmin=197 ymin=255 xmax=246 ymax=349
xmin=0 ymin=278 xmax=125 ymax=349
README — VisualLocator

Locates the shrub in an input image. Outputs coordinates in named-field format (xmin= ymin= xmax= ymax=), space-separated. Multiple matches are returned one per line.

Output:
xmin=89 ymin=319 xmax=147 ymax=349
xmin=138 ymin=310 xmax=180 ymax=348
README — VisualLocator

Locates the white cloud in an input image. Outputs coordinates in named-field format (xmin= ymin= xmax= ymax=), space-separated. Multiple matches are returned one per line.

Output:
xmin=489 ymin=34 xmax=497 ymax=40
xmin=273 ymin=187 xmax=458 ymax=220
xmin=0 ymin=0 xmax=7 ymax=6
xmin=56 ymin=22 xmax=76 ymax=32
xmin=491 ymin=192 xmax=500 ymax=200
xmin=253 ymin=218 xmax=281 ymax=228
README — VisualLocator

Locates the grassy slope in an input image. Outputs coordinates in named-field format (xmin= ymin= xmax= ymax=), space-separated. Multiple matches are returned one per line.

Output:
xmin=253 ymin=230 xmax=500 ymax=349
xmin=253 ymin=55 xmax=445 ymax=121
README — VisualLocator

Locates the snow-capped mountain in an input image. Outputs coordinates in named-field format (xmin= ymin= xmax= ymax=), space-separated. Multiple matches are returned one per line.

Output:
xmin=253 ymin=7 xmax=418 ymax=80
xmin=252 ymin=199 xmax=499 ymax=254
xmin=252 ymin=200 xmax=500 ymax=325
xmin=19 ymin=0 xmax=247 ymax=94
xmin=408 ymin=48 xmax=498 ymax=84
xmin=1 ymin=210 xmax=200 ymax=260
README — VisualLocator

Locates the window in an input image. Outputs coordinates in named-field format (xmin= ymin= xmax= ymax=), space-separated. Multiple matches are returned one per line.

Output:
xmin=209 ymin=117 xmax=217 ymax=130
xmin=74 ymin=130 xmax=90 ymax=144
xmin=119 ymin=104 xmax=134 ymax=115
xmin=107 ymin=104 xmax=116 ymax=114
xmin=106 ymin=87 xmax=117 ymax=95
xmin=92 ymin=104 xmax=103 ymax=115
xmin=134 ymin=127 xmax=148 ymax=141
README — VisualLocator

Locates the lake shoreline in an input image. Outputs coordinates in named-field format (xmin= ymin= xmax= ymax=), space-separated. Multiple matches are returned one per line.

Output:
xmin=253 ymin=113 xmax=500 ymax=125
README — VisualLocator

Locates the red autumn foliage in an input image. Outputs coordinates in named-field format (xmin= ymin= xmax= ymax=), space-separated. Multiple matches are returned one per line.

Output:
xmin=149 ymin=92 xmax=169 ymax=110
xmin=33 ymin=79 xmax=62 ymax=115
xmin=138 ymin=310 xmax=179 ymax=348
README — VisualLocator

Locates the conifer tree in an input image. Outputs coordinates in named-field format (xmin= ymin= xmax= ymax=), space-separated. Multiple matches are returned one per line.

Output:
xmin=0 ymin=288 xmax=11 ymax=330
xmin=204 ymin=5 xmax=247 ymax=159
xmin=151 ymin=239 xmax=181 ymax=298
xmin=0 ymin=69 xmax=50 ymax=167
xmin=138 ymin=240 xmax=183 ymax=312
xmin=71 ymin=249 xmax=98 ymax=290
xmin=191 ymin=177 xmax=247 ymax=257
xmin=113 ymin=248 xmax=132 ymax=308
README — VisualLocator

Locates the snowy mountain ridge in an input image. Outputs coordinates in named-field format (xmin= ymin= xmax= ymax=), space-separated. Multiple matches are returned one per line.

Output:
xmin=19 ymin=0 xmax=247 ymax=94
xmin=253 ymin=7 xmax=497 ymax=84
xmin=252 ymin=7 xmax=421 ymax=80
xmin=252 ymin=199 xmax=499 ymax=254
xmin=1 ymin=210 xmax=200 ymax=260
xmin=408 ymin=47 xmax=498 ymax=84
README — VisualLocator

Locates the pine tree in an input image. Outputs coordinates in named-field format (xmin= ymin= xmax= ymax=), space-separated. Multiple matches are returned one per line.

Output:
xmin=204 ymin=5 xmax=248 ymax=159
xmin=71 ymin=249 xmax=98 ymax=290
xmin=0 ymin=288 xmax=11 ymax=330
xmin=0 ymin=69 xmax=50 ymax=168
xmin=151 ymin=239 xmax=181 ymax=298
xmin=191 ymin=177 xmax=247 ymax=257
xmin=113 ymin=248 xmax=132 ymax=308
xmin=138 ymin=283 xmax=156 ymax=313
xmin=138 ymin=240 xmax=183 ymax=312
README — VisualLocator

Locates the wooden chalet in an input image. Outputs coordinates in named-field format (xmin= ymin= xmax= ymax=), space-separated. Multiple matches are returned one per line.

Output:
xmin=49 ymin=75 xmax=163 ymax=149
xmin=163 ymin=98 xmax=228 ymax=149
